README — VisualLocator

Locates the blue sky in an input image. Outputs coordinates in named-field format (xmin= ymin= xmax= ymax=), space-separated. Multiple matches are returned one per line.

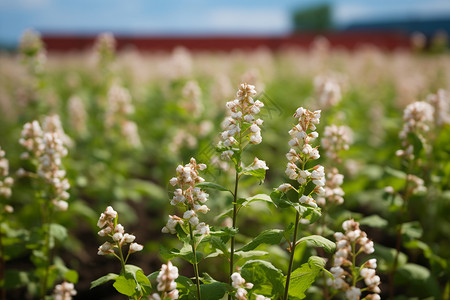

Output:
xmin=1 ymin=0 xmax=450 ymax=45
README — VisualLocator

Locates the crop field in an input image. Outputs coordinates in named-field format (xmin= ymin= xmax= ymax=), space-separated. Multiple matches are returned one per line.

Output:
xmin=0 ymin=31 xmax=449 ymax=300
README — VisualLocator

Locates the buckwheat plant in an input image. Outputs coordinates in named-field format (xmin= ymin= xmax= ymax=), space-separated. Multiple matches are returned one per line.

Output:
xmin=149 ymin=261 xmax=179 ymax=300
xmin=105 ymin=83 xmax=141 ymax=148
xmin=94 ymin=206 xmax=150 ymax=299
xmin=52 ymin=281 xmax=77 ymax=300
xmin=327 ymin=219 xmax=380 ymax=300
xmin=18 ymin=117 xmax=74 ymax=299
xmin=0 ymin=146 xmax=14 ymax=199
xmin=215 ymin=82 xmax=269 ymax=290
xmin=317 ymin=125 xmax=353 ymax=208
xmin=231 ymin=272 xmax=253 ymax=300
xmin=97 ymin=206 xmax=143 ymax=268
xmin=0 ymin=146 xmax=14 ymax=300
xmin=388 ymin=100 xmax=434 ymax=296
xmin=164 ymin=157 xmax=210 ymax=299
xmin=19 ymin=28 xmax=46 ymax=78
xmin=271 ymin=107 xmax=334 ymax=300
xmin=314 ymin=75 xmax=342 ymax=109
xmin=94 ymin=32 xmax=116 ymax=77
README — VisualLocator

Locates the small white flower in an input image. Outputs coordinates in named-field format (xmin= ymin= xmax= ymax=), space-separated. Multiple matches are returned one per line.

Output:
xmin=277 ymin=183 xmax=293 ymax=193
xmin=129 ymin=242 xmax=143 ymax=253
xmin=345 ymin=286 xmax=361 ymax=300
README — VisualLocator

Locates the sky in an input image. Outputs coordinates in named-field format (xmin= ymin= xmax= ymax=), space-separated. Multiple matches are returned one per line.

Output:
xmin=1 ymin=0 xmax=450 ymax=45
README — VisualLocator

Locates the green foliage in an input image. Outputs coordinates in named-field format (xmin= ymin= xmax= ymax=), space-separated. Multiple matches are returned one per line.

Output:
xmin=241 ymin=260 xmax=285 ymax=297
xmin=287 ymin=256 xmax=327 ymax=299
xmin=297 ymin=235 xmax=335 ymax=253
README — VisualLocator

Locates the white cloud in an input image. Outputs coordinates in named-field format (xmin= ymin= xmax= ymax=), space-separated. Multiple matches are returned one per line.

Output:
xmin=206 ymin=8 xmax=291 ymax=34
xmin=334 ymin=0 xmax=450 ymax=25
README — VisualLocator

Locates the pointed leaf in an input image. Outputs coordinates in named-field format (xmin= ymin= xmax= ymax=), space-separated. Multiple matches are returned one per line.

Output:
xmin=196 ymin=182 xmax=232 ymax=193
xmin=238 ymin=229 xmax=284 ymax=252
xmin=288 ymin=259 xmax=323 ymax=299
xmin=241 ymin=168 xmax=267 ymax=182
xmin=241 ymin=260 xmax=284 ymax=297
xmin=200 ymin=282 xmax=229 ymax=300
xmin=359 ymin=215 xmax=388 ymax=228
xmin=297 ymin=235 xmax=335 ymax=253
xmin=113 ymin=274 xmax=136 ymax=296
xmin=90 ymin=273 xmax=118 ymax=289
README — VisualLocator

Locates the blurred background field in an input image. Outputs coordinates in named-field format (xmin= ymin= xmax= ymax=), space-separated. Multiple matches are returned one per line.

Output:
xmin=1 ymin=1 xmax=450 ymax=299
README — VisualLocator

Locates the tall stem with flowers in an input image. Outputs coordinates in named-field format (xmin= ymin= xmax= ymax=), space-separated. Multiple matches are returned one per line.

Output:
xmin=216 ymin=83 xmax=268 ymax=297
xmin=18 ymin=117 xmax=73 ymax=299
xmin=272 ymin=107 xmax=326 ymax=300
xmin=164 ymin=158 xmax=211 ymax=300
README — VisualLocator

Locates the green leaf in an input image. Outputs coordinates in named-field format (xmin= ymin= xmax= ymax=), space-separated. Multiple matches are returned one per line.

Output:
xmin=160 ymin=242 xmax=204 ymax=264
xmin=135 ymin=270 xmax=152 ymax=295
xmin=308 ymin=256 xmax=333 ymax=279
xmin=3 ymin=270 xmax=30 ymax=289
xmin=238 ymin=194 xmax=273 ymax=206
xmin=270 ymin=190 xmax=292 ymax=209
xmin=396 ymin=263 xmax=430 ymax=281
xmin=207 ymin=236 xmax=229 ymax=257
xmin=90 ymin=273 xmax=118 ymax=289
xmin=49 ymin=223 xmax=68 ymax=242
xmin=373 ymin=244 xmax=407 ymax=272
xmin=196 ymin=182 xmax=232 ymax=193
xmin=176 ymin=275 xmax=195 ymax=289
xmin=238 ymin=229 xmax=284 ymax=252
xmin=384 ymin=166 xmax=407 ymax=179
xmin=113 ymin=274 xmax=137 ymax=296
xmin=235 ymin=250 xmax=268 ymax=260
xmin=200 ymin=282 xmax=229 ymax=300
xmin=241 ymin=168 xmax=267 ymax=182
xmin=401 ymin=221 xmax=423 ymax=241
xmin=407 ymin=132 xmax=424 ymax=157
xmin=359 ymin=215 xmax=388 ymax=228
xmin=241 ymin=260 xmax=284 ymax=297
xmin=64 ymin=269 xmax=79 ymax=284
xmin=297 ymin=235 xmax=336 ymax=253
xmin=404 ymin=240 xmax=448 ymax=269
xmin=288 ymin=257 xmax=324 ymax=299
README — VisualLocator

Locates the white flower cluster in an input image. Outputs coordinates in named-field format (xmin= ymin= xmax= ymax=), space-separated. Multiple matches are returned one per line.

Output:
xmin=19 ymin=120 xmax=45 ymax=159
xmin=314 ymin=75 xmax=342 ymax=109
xmin=426 ymin=89 xmax=450 ymax=126
xmin=19 ymin=118 xmax=70 ymax=210
xmin=150 ymin=261 xmax=179 ymax=300
xmin=19 ymin=28 xmax=46 ymax=75
xmin=321 ymin=125 xmax=353 ymax=163
xmin=406 ymin=174 xmax=427 ymax=195
xmin=97 ymin=206 xmax=143 ymax=256
xmin=68 ymin=95 xmax=87 ymax=135
xmin=396 ymin=101 xmax=434 ymax=159
xmin=231 ymin=272 xmax=253 ymax=300
xmin=52 ymin=281 xmax=77 ymax=300
xmin=218 ymin=83 xmax=264 ymax=160
xmin=163 ymin=158 xmax=210 ymax=236
xmin=94 ymin=32 xmax=116 ymax=68
xmin=327 ymin=219 xmax=380 ymax=300
xmin=316 ymin=167 xmax=345 ymax=206
xmin=43 ymin=114 xmax=73 ymax=148
xmin=105 ymin=83 xmax=141 ymax=147
xmin=182 ymin=80 xmax=203 ymax=118
xmin=0 ymin=146 xmax=14 ymax=198
xmin=278 ymin=107 xmax=324 ymax=207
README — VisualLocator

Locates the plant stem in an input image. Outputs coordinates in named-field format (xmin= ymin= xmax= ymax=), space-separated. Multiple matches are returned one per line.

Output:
xmin=189 ymin=223 xmax=201 ymax=300
xmin=229 ymin=171 xmax=239 ymax=300
xmin=284 ymin=210 xmax=300 ymax=300
xmin=0 ymin=223 xmax=6 ymax=300
xmin=40 ymin=202 xmax=53 ymax=300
